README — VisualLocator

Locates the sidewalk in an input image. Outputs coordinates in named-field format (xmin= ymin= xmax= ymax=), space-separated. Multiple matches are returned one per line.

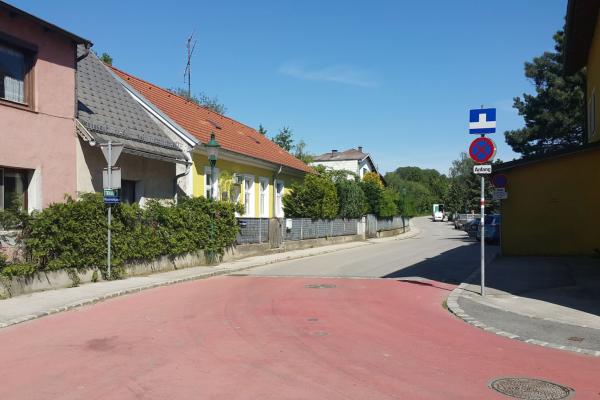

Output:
xmin=447 ymin=255 xmax=600 ymax=356
xmin=0 ymin=225 xmax=420 ymax=329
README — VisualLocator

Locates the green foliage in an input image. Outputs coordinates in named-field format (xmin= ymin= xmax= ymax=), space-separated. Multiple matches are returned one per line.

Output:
xmin=0 ymin=262 xmax=36 ymax=279
xmin=294 ymin=139 xmax=313 ymax=164
xmin=443 ymin=152 xmax=500 ymax=214
xmin=378 ymin=189 xmax=398 ymax=218
xmin=272 ymin=126 xmax=294 ymax=152
xmin=167 ymin=87 xmax=227 ymax=115
xmin=362 ymin=171 xmax=384 ymax=188
xmin=504 ymin=30 xmax=585 ymax=157
xmin=283 ymin=174 xmax=339 ymax=219
xmin=258 ymin=124 xmax=267 ymax=135
xmin=385 ymin=166 xmax=448 ymax=216
xmin=335 ymin=178 xmax=368 ymax=218
xmin=360 ymin=180 xmax=383 ymax=216
xmin=14 ymin=193 xmax=239 ymax=277
xmin=0 ymin=208 xmax=29 ymax=230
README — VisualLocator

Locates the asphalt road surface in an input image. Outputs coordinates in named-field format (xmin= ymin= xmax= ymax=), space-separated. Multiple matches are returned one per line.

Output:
xmin=0 ymin=218 xmax=598 ymax=399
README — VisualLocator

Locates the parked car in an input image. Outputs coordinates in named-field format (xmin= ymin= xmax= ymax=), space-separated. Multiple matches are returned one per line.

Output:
xmin=477 ymin=214 xmax=501 ymax=243
xmin=454 ymin=213 xmax=480 ymax=230
xmin=463 ymin=219 xmax=480 ymax=238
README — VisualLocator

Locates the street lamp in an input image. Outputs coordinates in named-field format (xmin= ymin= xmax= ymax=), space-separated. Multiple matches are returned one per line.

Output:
xmin=206 ymin=132 xmax=220 ymax=200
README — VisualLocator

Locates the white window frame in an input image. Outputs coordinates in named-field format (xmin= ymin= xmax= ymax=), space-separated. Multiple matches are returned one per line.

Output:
xmin=588 ymin=88 xmax=596 ymax=140
xmin=204 ymin=166 xmax=219 ymax=200
xmin=243 ymin=175 xmax=255 ymax=217
xmin=274 ymin=179 xmax=284 ymax=218
xmin=259 ymin=177 xmax=270 ymax=218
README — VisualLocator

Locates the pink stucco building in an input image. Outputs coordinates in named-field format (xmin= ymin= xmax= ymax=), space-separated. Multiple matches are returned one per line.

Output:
xmin=0 ymin=2 xmax=90 ymax=211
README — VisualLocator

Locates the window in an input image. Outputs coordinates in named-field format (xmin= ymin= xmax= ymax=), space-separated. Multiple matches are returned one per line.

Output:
xmin=0 ymin=168 xmax=29 ymax=211
xmin=259 ymin=177 xmax=269 ymax=217
xmin=243 ymin=176 xmax=255 ymax=217
xmin=274 ymin=180 xmax=284 ymax=218
xmin=120 ymin=180 xmax=136 ymax=204
xmin=0 ymin=37 xmax=35 ymax=107
xmin=588 ymin=89 xmax=596 ymax=140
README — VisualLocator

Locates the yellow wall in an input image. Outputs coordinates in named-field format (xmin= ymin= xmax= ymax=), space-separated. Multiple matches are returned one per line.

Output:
xmin=587 ymin=15 xmax=600 ymax=143
xmin=191 ymin=153 xmax=299 ymax=218
xmin=500 ymin=149 xmax=600 ymax=256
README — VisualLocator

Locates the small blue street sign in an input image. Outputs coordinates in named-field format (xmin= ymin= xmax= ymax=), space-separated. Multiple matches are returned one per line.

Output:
xmin=469 ymin=108 xmax=496 ymax=135
xmin=103 ymin=195 xmax=120 ymax=204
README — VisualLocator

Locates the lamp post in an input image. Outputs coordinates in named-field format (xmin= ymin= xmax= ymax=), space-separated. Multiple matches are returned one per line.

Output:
xmin=206 ymin=132 xmax=221 ymax=201
xmin=205 ymin=132 xmax=220 ymax=264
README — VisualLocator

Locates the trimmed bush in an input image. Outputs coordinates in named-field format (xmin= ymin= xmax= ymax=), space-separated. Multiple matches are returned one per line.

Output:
xmin=17 ymin=193 xmax=241 ymax=277
xmin=283 ymin=174 xmax=339 ymax=219
xmin=336 ymin=178 xmax=368 ymax=219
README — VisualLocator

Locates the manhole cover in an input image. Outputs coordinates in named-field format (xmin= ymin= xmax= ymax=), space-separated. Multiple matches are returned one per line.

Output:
xmin=305 ymin=284 xmax=336 ymax=289
xmin=312 ymin=331 xmax=328 ymax=336
xmin=489 ymin=377 xmax=574 ymax=399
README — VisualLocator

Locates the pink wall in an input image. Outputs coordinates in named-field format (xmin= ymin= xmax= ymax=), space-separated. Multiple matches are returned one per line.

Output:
xmin=0 ymin=11 xmax=78 ymax=208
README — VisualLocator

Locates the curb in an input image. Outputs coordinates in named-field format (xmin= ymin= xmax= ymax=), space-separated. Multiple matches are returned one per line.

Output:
xmin=0 ymin=226 xmax=414 ymax=330
xmin=446 ymin=260 xmax=600 ymax=358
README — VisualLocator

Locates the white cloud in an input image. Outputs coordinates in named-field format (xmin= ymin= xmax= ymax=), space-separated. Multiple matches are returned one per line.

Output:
xmin=278 ymin=62 xmax=380 ymax=88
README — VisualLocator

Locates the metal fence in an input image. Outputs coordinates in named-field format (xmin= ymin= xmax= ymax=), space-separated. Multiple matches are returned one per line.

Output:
xmin=236 ymin=218 xmax=270 ymax=244
xmin=284 ymin=218 xmax=359 ymax=241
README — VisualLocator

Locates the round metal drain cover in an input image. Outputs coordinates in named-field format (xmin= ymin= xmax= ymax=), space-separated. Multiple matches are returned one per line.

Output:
xmin=489 ymin=377 xmax=573 ymax=399
xmin=305 ymin=284 xmax=336 ymax=289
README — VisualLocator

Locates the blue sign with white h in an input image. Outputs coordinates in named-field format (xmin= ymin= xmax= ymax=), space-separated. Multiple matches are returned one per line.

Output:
xmin=469 ymin=108 xmax=496 ymax=135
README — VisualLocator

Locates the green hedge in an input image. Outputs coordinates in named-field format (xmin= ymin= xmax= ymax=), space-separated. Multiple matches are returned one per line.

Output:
xmin=7 ymin=193 xmax=241 ymax=278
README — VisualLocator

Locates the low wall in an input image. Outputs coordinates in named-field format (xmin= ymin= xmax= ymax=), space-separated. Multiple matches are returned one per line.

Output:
xmin=0 ymin=224 xmax=408 ymax=298
xmin=376 ymin=227 xmax=408 ymax=238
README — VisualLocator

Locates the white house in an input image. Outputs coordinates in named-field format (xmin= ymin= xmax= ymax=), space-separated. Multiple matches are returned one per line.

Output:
xmin=310 ymin=147 xmax=385 ymax=184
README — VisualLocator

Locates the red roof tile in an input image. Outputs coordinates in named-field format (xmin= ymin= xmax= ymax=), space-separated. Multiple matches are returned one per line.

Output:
xmin=109 ymin=65 xmax=312 ymax=174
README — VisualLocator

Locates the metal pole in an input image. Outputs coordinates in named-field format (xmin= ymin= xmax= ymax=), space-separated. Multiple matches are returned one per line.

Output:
xmin=107 ymin=141 xmax=112 ymax=279
xmin=480 ymin=175 xmax=485 ymax=296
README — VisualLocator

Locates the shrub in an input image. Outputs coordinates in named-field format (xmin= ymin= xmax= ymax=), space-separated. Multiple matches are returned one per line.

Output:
xmin=283 ymin=174 xmax=338 ymax=219
xmin=19 ymin=193 xmax=241 ymax=277
xmin=378 ymin=189 xmax=398 ymax=218
xmin=336 ymin=178 xmax=368 ymax=218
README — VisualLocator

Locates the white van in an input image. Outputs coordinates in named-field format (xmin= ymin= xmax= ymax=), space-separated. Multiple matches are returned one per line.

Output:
xmin=432 ymin=204 xmax=445 ymax=222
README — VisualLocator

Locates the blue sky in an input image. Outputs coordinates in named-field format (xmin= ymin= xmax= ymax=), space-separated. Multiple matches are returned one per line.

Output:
xmin=12 ymin=0 xmax=567 ymax=175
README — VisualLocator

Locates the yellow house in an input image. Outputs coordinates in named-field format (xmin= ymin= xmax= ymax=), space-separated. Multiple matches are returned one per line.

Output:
xmin=109 ymin=67 xmax=312 ymax=218
xmin=495 ymin=0 xmax=600 ymax=256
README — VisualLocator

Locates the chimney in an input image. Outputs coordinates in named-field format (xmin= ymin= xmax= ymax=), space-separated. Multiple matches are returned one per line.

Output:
xmin=358 ymin=146 xmax=363 ymax=153
xmin=331 ymin=149 xmax=338 ymax=155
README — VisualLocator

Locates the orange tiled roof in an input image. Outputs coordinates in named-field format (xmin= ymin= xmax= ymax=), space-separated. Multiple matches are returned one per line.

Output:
xmin=109 ymin=65 xmax=312 ymax=174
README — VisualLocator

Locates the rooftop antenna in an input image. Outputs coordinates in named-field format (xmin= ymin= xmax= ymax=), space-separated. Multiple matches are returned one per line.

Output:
xmin=184 ymin=32 xmax=197 ymax=98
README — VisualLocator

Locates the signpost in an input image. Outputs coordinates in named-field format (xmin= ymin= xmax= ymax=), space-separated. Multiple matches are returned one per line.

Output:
xmin=469 ymin=108 xmax=496 ymax=296
xmin=99 ymin=142 xmax=123 ymax=278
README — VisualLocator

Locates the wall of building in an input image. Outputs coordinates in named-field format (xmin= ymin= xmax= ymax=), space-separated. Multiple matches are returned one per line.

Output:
xmin=311 ymin=160 xmax=359 ymax=175
xmin=77 ymin=139 xmax=176 ymax=201
xmin=191 ymin=153 xmax=301 ymax=218
xmin=587 ymin=15 xmax=600 ymax=143
xmin=500 ymin=149 xmax=600 ymax=256
xmin=0 ymin=12 xmax=78 ymax=210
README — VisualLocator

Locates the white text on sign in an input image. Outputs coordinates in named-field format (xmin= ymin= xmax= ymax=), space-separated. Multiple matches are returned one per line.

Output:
xmin=473 ymin=165 xmax=492 ymax=174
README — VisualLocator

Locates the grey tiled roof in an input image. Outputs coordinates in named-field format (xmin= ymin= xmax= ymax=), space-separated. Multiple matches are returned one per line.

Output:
xmin=76 ymin=47 xmax=186 ymax=163
xmin=313 ymin=148 xmax=368 ymax=161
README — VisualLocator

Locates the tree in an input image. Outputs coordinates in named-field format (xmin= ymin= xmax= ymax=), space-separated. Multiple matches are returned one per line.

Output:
xmin=335 ymin=177 xmax=368 ymax=218
xmin=283 ymin=174 xmax=338 ymax=219
xmin=504 ymin=30 xmax=586 ymax=157
xmin=443 ymin=152 xmax=501 ymax=214
xmin=99 ymin=52 xmax=113 ymax=65
xmin=384 ymin=166 xmax=448 ymax=215
xmin=294 ymin=139 xmax=314 ymax=164
xmin=167 ymin=87 xmax=227 ymax=115
xmin=258 ymin=124 xmax=267 ymax=135
xmin=272 ymin=126 xmax=294 ymax=152
xmin=362 ymin=171 xmax=384 ymax=188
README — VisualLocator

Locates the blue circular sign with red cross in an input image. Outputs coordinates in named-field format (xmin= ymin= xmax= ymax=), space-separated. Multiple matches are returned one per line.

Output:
xmin=469 ymin=137 xmax=496 ymax=164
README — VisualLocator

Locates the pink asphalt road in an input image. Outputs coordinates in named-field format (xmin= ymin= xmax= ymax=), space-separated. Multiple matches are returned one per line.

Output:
xmin=0 ymin=276 xmax=599 ymax=399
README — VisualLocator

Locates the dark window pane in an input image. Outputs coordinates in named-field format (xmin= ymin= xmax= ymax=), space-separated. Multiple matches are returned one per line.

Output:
xmin=2 ymin=169 xmax=27 ymax=211
xmin=0 ymin=44 xmax=25 ymax=103
xmin=121 ymin=180 xmax=136 ymax=204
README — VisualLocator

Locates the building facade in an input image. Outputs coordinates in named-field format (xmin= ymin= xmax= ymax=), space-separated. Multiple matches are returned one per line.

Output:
xmin=0 ymin=2 xmax=90 ymax=211
xmin=109 ymin=66 xmax=312 ymax=217
xmin=311 ymin=147 xmax=385 ymax=183
xmin=496 ymin=0 xmax=600 ymax=256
